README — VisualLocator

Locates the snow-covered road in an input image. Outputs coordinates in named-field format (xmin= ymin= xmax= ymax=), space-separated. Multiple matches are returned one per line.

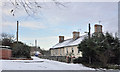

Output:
xmin=2 ymin=56 xmax=94 ymax=70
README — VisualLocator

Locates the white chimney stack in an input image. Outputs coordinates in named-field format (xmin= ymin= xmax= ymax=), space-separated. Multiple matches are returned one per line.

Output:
xmin=73 ymin=31 xmax=80 ymax=40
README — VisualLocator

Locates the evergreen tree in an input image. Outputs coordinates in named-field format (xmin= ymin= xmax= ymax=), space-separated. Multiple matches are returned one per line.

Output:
xmin=78 ymin=32 xmax=120 ymax=66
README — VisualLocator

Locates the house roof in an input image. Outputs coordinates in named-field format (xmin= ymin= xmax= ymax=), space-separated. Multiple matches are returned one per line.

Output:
xmin=0 ymin=45 xmax=11 ymax=49
xmin=51 ymin=34 xmax=87 ymax=49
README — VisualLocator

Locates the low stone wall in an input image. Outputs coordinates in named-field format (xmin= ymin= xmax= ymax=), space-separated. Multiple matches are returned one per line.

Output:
xmin=39 ymin=56 xmax=67 ymax=62
xmin=10 ymin=58 xmax=33 ymax=60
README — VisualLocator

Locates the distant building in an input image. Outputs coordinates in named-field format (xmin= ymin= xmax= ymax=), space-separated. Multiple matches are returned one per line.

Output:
xmin=30 ymin=46 xmax=42 ymax=56
xmin=30 ymin=46 xmax=36 ymax=56
xmin=50 ymin=24 xmax=103 ymax=58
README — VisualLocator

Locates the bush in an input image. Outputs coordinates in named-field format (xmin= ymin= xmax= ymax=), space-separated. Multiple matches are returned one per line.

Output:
xmin=73 ymin=57 xmax=86 ymax=63
xmin=12 ymin=42 xmax=31 ymax=58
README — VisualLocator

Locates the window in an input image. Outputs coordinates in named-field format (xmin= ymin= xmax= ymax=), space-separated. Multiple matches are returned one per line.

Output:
xmin=56 ymin=49 xmax=58 ymax=55
xmin=72 ymin=48 xmax=74 ymax=53
xmin=66 ymin=48 xmax=68 ymax=54
xmin=60 ymin=49 xmax=62 ymax=55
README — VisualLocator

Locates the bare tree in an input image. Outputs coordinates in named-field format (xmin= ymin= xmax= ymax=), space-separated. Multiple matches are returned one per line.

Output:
xmin=0 ymin=33 xmax=14 ymax=46
xmin=5 ymin=0 xmax=67 ymax=16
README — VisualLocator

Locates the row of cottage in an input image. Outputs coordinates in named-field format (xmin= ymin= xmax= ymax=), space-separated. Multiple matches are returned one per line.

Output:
xmin=50 ymin=24 xmax=102 ymax=58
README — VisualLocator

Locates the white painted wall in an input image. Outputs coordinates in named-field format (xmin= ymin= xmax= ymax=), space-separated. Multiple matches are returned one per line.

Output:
xmin=51 ymin=45 xmax=82 ymax=58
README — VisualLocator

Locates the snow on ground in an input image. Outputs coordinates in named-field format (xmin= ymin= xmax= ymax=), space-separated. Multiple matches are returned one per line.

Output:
xmin=2 ymin=56 xmax=94 ymax=70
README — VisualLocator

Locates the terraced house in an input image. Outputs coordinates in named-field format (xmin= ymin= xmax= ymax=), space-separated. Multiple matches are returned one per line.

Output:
xmin=50 ymin=24 xmax=102 ymax=58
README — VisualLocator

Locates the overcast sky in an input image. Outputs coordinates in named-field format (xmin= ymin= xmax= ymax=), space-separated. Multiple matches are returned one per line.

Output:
xmin=2 ymin=2 xmax=118 ymax=50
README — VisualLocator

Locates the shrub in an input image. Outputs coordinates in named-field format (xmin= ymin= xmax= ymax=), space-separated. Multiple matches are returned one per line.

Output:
xmin=73 ymin=57 xmax=86 ymax=63
xmin=12 ymin=42 xmax=31 ymax=58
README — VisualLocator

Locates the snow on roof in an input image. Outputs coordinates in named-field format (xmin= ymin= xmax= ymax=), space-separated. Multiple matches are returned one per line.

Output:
xmin=52 ymin=34 xmax=87 ymax=49
xmin=0 ymin=45 xmax=11 ymax=49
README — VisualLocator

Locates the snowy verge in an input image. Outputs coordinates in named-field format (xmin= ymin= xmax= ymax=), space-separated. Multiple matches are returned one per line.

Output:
xmin=2 ymin=56 xmax=95 ymax=70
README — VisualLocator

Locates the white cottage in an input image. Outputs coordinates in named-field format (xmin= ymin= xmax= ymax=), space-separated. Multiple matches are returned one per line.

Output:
xmin=50 ymin=31 xmax=87 ymax=58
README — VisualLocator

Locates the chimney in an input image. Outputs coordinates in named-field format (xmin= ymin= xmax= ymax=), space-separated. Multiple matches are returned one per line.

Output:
xmin=73 ymin=31 xmax=80 ymax=40
xmin=94 ymin=24 xmax=102 ymax=33
xmin=59 ymin=36 xmax=64 ymax=43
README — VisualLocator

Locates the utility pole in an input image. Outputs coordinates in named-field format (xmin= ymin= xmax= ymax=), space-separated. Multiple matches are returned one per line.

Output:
xmin=16 ymin=21 xmax=19 ymax=43
xmin=88 ymin=23 xmax=91 ymax=64
xmin=88 ymin=23 xmax=91 ymax=39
